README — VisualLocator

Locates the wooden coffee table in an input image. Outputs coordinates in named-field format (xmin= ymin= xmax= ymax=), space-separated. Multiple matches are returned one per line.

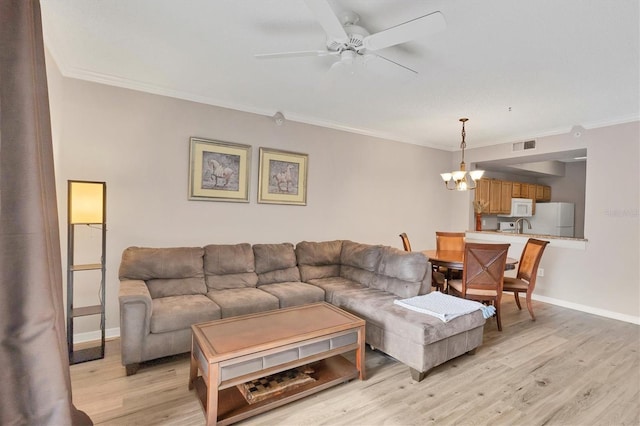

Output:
xmin=189 ymin=302 xmax=366 ymax=425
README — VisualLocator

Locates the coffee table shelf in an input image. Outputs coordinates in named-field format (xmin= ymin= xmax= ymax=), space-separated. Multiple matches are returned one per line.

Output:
xmin=193 ymin=355 xmax=358 ymax=426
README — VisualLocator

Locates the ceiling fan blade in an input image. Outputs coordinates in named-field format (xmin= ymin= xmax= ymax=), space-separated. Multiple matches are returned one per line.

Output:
xmin=370 ymin=53 xmax=418 ymax=75
xmin=362 ymin=11 xmax=446 ymax=51
xmin=255 ymin=50 xmax=340 ymax=59
xmin=303 ymin=0 xmax=349 ymax=43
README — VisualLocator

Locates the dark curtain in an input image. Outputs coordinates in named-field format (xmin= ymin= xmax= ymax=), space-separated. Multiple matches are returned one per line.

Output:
xmin=0 ymin=1 xmax=90 ymax=424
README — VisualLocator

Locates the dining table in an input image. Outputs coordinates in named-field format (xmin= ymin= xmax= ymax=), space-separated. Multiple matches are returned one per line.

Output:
xmin=422 ymin=249 xmax=518 ymax=271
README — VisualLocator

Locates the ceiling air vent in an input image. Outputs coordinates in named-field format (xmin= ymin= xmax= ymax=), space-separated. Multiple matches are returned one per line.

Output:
xmin=512 ymin=140 xmax=536 ymax=152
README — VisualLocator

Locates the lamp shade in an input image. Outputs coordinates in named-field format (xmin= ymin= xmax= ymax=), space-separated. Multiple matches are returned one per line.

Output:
xmin=451 ymin=170 xmax=467 ymax=181
xmin=69 ymin=181 xmax=105 ymax=224
xmin=469 ymin=170 xmax=485 ymax=181
xmin=440 ymin=172 xmax=453 ymax=182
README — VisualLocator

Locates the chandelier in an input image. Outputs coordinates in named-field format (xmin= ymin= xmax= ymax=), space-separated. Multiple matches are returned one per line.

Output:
xmin=440 ymin=118 xmax=484 ymax=190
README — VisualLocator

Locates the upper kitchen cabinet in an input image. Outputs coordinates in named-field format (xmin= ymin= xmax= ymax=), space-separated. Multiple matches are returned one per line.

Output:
xmin=489 ymin=179 xmax=502 ymax=214
xmin=500 ymin=181 xmax=512 ymax=214
xmin=512 ymin=182 xmax=522 ymax=198
xmin=475 ymin=178 xmax=551 ymax=215
xmin=474 ymin=179 xmax=491 ymax=212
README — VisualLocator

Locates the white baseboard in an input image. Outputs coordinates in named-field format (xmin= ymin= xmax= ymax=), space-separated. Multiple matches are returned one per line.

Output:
xmin=532 ymin=294 xmax=640 ymax=325
xmin=74 ymin=327 xmax=120 ymax=343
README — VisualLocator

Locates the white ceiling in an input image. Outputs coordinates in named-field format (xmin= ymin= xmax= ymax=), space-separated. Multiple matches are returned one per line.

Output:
xmin=40 ymin=0 xmax=639 ymax=150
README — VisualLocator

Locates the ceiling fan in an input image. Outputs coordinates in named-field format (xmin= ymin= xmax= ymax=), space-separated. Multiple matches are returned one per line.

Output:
xmin=255 ymin=0 xmax=446 ymax=75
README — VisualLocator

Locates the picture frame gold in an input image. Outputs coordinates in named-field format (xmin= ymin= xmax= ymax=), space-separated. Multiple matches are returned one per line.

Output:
xmin=188 ymin=137 xmax=251 ymax=202
xmin=258 ymin=148 xmax=308 ymax=205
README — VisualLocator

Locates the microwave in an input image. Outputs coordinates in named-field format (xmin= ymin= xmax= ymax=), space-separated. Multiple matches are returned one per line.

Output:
xmin=498 ymin=198 xmax=533 ymax=217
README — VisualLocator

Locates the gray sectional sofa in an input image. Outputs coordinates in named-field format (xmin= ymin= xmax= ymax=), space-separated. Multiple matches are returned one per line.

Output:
xmin=118 ymin=240 xmax=486 ymax=380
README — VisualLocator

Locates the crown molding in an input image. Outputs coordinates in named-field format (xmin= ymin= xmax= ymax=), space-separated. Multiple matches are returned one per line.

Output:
xmin=54 ymin=63 xmax=640 ymax=154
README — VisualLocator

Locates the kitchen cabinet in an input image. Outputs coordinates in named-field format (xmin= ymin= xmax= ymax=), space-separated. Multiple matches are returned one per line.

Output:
xmin=500 ymin=181 xmax=512 ymax=214
xmin=512 ymin=182 xmax=522 ymax=198
xmin=474 ymin=178 xmax=550 ymax=215
xmin=489 ymin=180 xmax=502 ymax=214
xmin=531 ymin=184 xmax=551 ymax=202
xmin=474 ymin=179 xmax=491 ymax=213
xmin=522 ymin=183 xmax=536 ymax=214
xmin=525 ymin=183 xmax=537 ymax=200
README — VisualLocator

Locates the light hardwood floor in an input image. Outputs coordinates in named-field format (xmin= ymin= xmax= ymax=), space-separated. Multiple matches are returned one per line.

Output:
xmin=70 ymin=299 xmax=640 ymax=425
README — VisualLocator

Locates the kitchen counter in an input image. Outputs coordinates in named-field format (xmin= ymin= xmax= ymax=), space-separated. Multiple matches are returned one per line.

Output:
xmin=466 ymin=231 xmax=587 ymax=250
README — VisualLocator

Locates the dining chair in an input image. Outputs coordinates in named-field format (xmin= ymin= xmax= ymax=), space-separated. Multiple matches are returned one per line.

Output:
xmin=399 ymin=232 xmax=412 ymax=252
xmin=435 ymin=231 xmax=466 ymax=286
xmin=448 ymin=243 xmax=510 ymax=331
xmin=435 ymin=232 xmax=465 ymax=251
xmin=399 ymin=233 xmax=445 ymax=292
xmin=503 ymin=238 xmax=550 ymax=321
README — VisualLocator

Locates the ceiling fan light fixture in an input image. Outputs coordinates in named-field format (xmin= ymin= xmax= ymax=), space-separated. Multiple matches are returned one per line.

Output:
xmin=340 ymin=50 xmax=356 ymax=61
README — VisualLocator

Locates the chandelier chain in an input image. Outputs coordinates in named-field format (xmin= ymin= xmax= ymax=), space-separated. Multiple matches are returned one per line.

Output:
xmin=460 ymin=118 xmax=467 ymax=165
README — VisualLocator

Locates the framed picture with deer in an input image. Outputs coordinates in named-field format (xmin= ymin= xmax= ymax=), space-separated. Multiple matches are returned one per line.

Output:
xmin=188 ymin=137 xmax=251 ymax=202
xmin=258 ymin=148 xmax=308 ymax=205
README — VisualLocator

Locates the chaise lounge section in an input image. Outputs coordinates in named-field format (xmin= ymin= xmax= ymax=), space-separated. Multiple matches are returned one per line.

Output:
xmin=118 ymin=240 xmax=486 ymax=380
xmin=296 ymin=240 xmax=485 ymax=381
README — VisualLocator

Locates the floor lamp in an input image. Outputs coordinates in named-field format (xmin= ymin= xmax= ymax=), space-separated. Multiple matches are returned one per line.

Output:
xmin=66 ymin=180 xmax=107 ymax=364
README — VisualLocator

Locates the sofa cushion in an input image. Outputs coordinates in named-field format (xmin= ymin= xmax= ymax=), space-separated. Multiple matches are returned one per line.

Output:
xmin=295 ymin=240 xmax=342 ymax=282
xmin=204 ymin=244 xmax=258 ymax=290
xmin=206 ymin=288 xmax=280 ymax=318
xmin=253 ymin=243 xmax=301 ymax=285
xmin=146 ymin=278 xmax=208 ymax=299
xmin=150 ymin=294 xmax=220 ymax=333
xmin=331 ymin=288 xmax=485 ymax=345
xmin=306 ymin=276 xmax=366 ymax=304
xmin=259 ymin=282 xmax=326 ymax=308
xmin=371 ymin=246 xmax=429 ymax=299
xmin=339 ymin=241 xmax=382 ymax=286
xmin=119 ymin=247 xmax=206 ymax=298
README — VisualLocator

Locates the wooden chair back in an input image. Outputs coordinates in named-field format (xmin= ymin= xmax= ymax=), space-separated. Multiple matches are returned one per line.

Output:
xmin=399 ymin=233 xmax=412 ymax=252
xmin=436 ymin=232 xmax=465 ymax=251
xmin=516 ymin=238 xmax=550 ymax=284
xmin=462 ymin=243 xmax=510 ymax=297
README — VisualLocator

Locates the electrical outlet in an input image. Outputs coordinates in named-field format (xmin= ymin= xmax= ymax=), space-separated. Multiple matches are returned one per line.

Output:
xmin=537 ymin=268 xmax=544 ymax=277
xmin=482 ymin=219 xmax=486 ymax=226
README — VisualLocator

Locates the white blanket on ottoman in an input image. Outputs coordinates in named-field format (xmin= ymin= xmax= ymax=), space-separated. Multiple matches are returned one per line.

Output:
xmin=394 ymin=292 xmax=495 ymax=322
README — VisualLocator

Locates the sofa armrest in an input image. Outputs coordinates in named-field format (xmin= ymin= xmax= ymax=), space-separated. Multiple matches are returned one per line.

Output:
xmin=419 ymin=261 xmax=433 ymax=295
xmin=118 ymin=279 xmax=152 ymax=365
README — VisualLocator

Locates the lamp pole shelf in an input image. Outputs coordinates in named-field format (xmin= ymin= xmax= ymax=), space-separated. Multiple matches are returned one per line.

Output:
xmin=70 ymin=263 xmax=102 ymax=271
xmin=72 ymin=305 xmax=103 ymax=317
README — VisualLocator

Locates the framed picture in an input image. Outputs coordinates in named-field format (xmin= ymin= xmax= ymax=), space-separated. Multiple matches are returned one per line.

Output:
xmin=258 ymin=148 xmax=308 ymax=205
xmin=188 ymin=137 xmax=251 ymax=202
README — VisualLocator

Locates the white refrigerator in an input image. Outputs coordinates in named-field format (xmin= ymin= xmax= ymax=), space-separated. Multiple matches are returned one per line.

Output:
xmin=526 ymin=202 xmax=575 ymax=237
